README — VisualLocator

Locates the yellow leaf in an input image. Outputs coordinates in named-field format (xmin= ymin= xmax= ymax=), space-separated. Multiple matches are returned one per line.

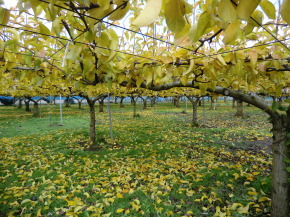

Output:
xmin=165 ymin=0 xmax=186 ymax=33
xmin=236 ymin=0 xmax=261 ymax=21
xmin=217 ymin=55 xmax=227 ymax=66
xmin=251 ymin=10 xmax=264 ymax=26
xmin=74 ymin=206 xmax=83 ymax=213
xmin=233 ymin=173 xmax=239 ymax=179
xmin=116 ymin=208 xmax=124 ymax=213
xmin=67 ymin=200 xmax=76 ymax=206
xmin=281 ymin=0 xmax=290 ymax=25
xmin=36 ymin=209 xmax=42 ymax=217
xmin=21 ymin=199 xmax=32 ymax=204
xmin=183 ymin=59 xmax=194 ymax=75
xmin=39 ymin=23 xmax=51 ymax=39
xmin=180 ymin=75 xmax=188 ymax=86
xmin=201 ymin=194 xmax=208 ymax=201
xmin=0 ymin=7 xmax=10 ymax=26
xmin=237 ymin=203 xmax=250 ymax=214
xmin=122 ymin=189 xmax=129 ymax=194
xmin=129 ymin=188 xmax=135 ymax=194
xmin=189 ymin=12 xmax=210 ymax=43
xmin=132 ymin=0 xmax=162 ymax=27
xmin=125 ymin=209 xmax=130 ymax=214
xmin=107 ymin=198 xmax=114 ymax=203
xmin=223 ymin=20 xmax=240 ymax=44
xmin=87 ymin=206 xmax=96 ymax=211
xmin=130 ymin=201 xmax=140 ymax=211
xmin=186 ymin=190 xmax=195 ymax=197
xmin=84 ymin=192 xmax=90 ymax=198
xmin=116 ymin=192 xmax=123 ymax=198
xmin=214 ymin=206 xmax=226 ymax=217
xmin=217 ymin=0 xmax=237 ymax=23
xmin=258 ymin=196 xmax=270 ymax=202
xmin=248 ymin=191 xmax=258 ymax=196
xmin=259 ymin=0 xmax=276 ymax=19
xmin=229 ymin=203 xmax=242 ymax=210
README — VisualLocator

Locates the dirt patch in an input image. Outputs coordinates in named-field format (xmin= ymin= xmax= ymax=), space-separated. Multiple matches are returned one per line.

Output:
xmin=227 ymin=137 xmax=273 ymax=154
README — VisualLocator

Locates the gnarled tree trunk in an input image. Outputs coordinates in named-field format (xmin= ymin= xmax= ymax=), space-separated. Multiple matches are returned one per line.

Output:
xmin=78 ymin=100 xmax=82 ymax=109
xmin=186 ymin=96 xmax=200 ymax=127
xmin=173 ymin=96 xmax=181 ymax=107
xmin=98 ymin=98 xmax=104 ymax=112
xmin=140 ymin=97 xmax=148 ymax=110
xmin=232 ymin=98 xmax=236 ymax=108
xmin=131 ymin=96 xmax=137 ymax=118
xmin=120 ymin=96 xmax=125 ymax=108
xmin=235 ymin=100 xmax=244 ymax=117
xmin=65 ymin=97 xmax=70 ymax=107
xmin=87 ymin=98 xmax=97 ymax=146
xmin=24 ymin=100 xmax=30 ymax=112
xmin=270 ymin=111 xmax=290 ymax=217
xmin=33 ymin=102 xmax=40 ymax=117
xmin=150 ymin=96 xmax=156 ymax=107
xmin=18 ymin=98 xmax=22 ymax=108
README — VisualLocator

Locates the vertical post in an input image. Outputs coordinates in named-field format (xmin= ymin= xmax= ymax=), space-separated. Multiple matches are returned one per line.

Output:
xmin=202 ymin=97 xmax=205 ymax=125
xmin=49 ymin=95 xmax=52 ymax=124
xmin=155 ymin=92 xmax=158 ymax=113
xmin=39 ymin=97 xmax=42 ymax=117
xmin=107 ymin=93 xmax=113 ymax=141
xmin=59 ymin=94 xmax=63 ymax=125
xmin=185 ymin=96 xmax=188 ymax=113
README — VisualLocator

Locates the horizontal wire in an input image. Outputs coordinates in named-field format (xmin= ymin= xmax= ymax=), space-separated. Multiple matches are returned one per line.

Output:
xmin=0 ymin=49 xmax=62 ymax=63
xmin=7 ymin=1 xmax=289 ymax=64
xmin=189 ymin=37 xmax=290 ymax=61
xmin=0 ymin=60 xmax=55 ymax=70
xmin=0 ymin=24 xmax=156 ymax=61
xmin=38 ymin=0 xmax=211 ymax=59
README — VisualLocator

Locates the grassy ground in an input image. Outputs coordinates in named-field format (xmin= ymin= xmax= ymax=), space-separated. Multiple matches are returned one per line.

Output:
xmin=0 ymin=100 xmax=272 ymax=216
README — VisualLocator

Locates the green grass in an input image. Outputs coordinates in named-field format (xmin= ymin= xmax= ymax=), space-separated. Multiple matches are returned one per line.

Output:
xmin=0 ymin=100 xmax=272 ymax=216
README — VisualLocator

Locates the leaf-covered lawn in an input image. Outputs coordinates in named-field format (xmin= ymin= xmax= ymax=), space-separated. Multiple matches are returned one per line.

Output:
xmin=0 ymin=102 xmax=272 ymax=216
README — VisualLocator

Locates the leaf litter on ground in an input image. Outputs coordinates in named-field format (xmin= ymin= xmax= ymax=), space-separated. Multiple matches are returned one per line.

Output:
xmin=0 ymin=102 xmax=272 ymax=216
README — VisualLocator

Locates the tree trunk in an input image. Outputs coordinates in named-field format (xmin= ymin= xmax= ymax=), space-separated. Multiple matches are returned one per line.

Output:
xmin=78 ymin=100 xmax=82 ymax=109
xmin=186 ymin=96 xmax=200 ymax=127
xmin=33 ymin=102 xmax=40 ymax=117
xmin=99 ymin=99 xmax=104 ymax=112
xmin=235 ymin=100 xmax=244 ymax=117
xmin=210 ymin=98 xmax=215 ymax=110
xmin=142 ymin=98 xmax=147 ymax=110
xmin=25 ymin=101 xmax=30 ymax=112
xmin=18 ymin=98 xmax=22 ymax=108
xmin=150 ymin=97 xmax=156 ymax=107
xmin=192 ymin=98 xmax=200 ymax=127
xmin=173 ymin=96 xmax=180 ymax=107
xmin=270 ymin=111 xmax=290 ymax=217
xmin=65 ymin=97 xmax=70 ymax=107
xmin=114 ymin=97 xmax=118 ymax=104
xmin=198 ymin=100 xmax=202 ymax=106
xmin=87 ymin=99 xmax=96 ymax=146
xmin=120 ymin=97 xmax=125 ymax=108
xmin=232 ymin=98 xmax=236 ymax=108
xmin=131 ymin=97 xmax=137 ymax=118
